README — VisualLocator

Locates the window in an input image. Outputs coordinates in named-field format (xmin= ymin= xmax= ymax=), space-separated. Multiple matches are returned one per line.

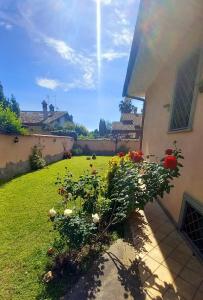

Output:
xmin=170 ymin=51 xmax=200 ymax=131
xmin=180 ymin=194 xmax=203 ymax=259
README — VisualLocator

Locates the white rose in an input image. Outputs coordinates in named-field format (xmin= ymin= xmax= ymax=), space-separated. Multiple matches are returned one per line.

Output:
xmin=68 ymin=193 xmax=72 ymax=199
xmin=48 ymin=208 xmax=57 ymax=217
xmin=64 ymin=209 xmax=73 ymax=217
xmin=138 ymin=178 xmax=146 ymax=191
xmin=140 ymin=184 xmax=146 ymax=191
xmin=138 ymin=178 xmax=143 ymax=185
xmin=92 ymin=213 xmax=100 ymax=224
xmin=43 ymin=271 xmax=54 ymax=283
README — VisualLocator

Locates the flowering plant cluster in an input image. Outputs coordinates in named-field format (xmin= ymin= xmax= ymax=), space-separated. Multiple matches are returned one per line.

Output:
xmin=48 ymin=167 xmax=106 ymax=256
xmin=105 ymin=141 xmax=183 ymax=224
xmin=45 ymin=142 xmax=183 ymax=282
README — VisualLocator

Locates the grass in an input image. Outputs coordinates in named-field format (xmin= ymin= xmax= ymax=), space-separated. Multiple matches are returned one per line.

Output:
xmin=0 ymin=156 xmax=110 ymax=300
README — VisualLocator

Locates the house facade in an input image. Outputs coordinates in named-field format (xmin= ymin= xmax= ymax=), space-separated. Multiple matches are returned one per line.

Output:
xmin=20 ymin=101 xmax=73 ymax=133
xmin=112 ymin=112 xmax=142 ymax=139
xmin=123 ymin=0 xmax=203 ymax=257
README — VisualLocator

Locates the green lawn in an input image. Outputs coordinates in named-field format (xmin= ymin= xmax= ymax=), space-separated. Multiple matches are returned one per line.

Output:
xmin=0 ymin=156 xmax=110 ymax=300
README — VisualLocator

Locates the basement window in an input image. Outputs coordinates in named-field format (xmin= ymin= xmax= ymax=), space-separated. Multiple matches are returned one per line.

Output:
xmin=169 ymin=50 xmax=201 ymax=131
xmin=180 ymin=194 xmax=203 ymax=258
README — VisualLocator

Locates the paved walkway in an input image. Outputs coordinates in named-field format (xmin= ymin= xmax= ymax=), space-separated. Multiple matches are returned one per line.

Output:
xmin=65 ymin=202 xmax=203 ymax=300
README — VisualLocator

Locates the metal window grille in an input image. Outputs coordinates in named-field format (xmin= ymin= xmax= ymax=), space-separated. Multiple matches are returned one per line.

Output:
xmin=170 ymin=51 xmax=200 ymax=131
xmin=181 ymin=201 xmax=203 ymax=257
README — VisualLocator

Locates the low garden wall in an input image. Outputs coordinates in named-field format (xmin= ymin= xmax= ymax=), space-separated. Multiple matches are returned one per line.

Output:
xmin=0 ymin=133 xmax=73 ymax=180
xmin=75 ymin=139 xmax=140 ymax=155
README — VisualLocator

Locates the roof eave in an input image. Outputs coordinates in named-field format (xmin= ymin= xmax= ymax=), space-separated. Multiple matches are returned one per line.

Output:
xmin=122 ymin=0 xmax=145 ymax=99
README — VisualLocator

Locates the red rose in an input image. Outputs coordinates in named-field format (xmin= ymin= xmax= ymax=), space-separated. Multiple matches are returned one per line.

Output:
xmin=165 ymin=149 xmax=173 ymax=155
xmin=118 ymin=152 xmax=125 ymax=157
xmin=163 ymin=155 xmax=177 ymax=169
xmin=129 ymin=151 xmax=143 ymax=163
xmin=58 ymin=188 xmax=65 ymax=195
xmin=137 ymin=151 xmax=143 ymax=156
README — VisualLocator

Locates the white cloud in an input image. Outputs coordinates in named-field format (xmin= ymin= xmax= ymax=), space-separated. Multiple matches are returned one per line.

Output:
xmin=44 ymin=37 xmax=75 ymax=61
xmin=102 ymin=50 xmax=128 ymax=61
xmin=112 ymin=28 xmax=133 ymax=46
xmin=44 ymin=36 xmax=96 ymax=90
xmin=36 ymin=78 xmax=61 ymax=90
xmin=0 ymin=21 xmax=13 ymax=30
xmin=114 ymin=8 xmax=129 ymax=26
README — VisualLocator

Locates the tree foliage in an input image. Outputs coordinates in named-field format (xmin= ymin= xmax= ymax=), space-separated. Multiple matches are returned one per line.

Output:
xmin=0 ymin=104 xmax=26 ymax=134
xmin=0 ymin=82 xmax=20 ymax=116
xmin=99 ymin=119 xmax=107 ymax=136
xmin=119 ymin=99 xmax=134 ymax=114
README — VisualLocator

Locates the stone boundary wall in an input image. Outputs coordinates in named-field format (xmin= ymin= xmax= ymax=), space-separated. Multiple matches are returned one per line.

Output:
xmin=0 ymin=133 xmax=73 ymax=180
xmin=75 ymin=139 xmax=140 ymax=155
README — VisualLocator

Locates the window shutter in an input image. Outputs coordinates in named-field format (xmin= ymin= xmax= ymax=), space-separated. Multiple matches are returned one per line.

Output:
xmin=170 ymin=51 xmax=200 ymax=131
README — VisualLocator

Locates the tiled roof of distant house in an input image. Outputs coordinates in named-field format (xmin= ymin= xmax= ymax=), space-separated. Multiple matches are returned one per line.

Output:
xmin=112 ymin=122 xmax=138 ymax=132
xmin=43 ymin=112 xmax=68 ymax=124
xmin=120 ymin=113 xmax=142 ymax=126
xmin=20 ymin=111 xmax=68 ymax=125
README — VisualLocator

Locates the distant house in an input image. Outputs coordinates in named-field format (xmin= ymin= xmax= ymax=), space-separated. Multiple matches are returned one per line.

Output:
xmin=20 ymin=101 xmax=73 ymax=133
xmin=112 ymin=112 xmax=142 ymax=139
xmin=123 ymin=0 xmax=203 ymax=257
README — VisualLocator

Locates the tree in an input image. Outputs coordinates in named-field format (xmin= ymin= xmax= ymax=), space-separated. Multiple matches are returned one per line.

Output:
xmin=75 ymin=124 xmax=89 ymax=136
xmin=99 ymin=119 xmax=107 ymax=136
xmin=0 ymin=104 xmax=26 ymax=134
xmin=92 ymin=129 xmax=99 ymax=139
xmin=106 ymin=121 xmax=112 ymax=135
xmin=63 ymin=121 xmax=75 ymax=131
xmin=0 ymin=82 xmax=9 ymax=108
xmin=0 ymin=82 xmax=20 ymax=116
xmin=119 ymin=99 xmax=134 ymax=113
xmin=9 ymin=94 xmax=20 ymax=117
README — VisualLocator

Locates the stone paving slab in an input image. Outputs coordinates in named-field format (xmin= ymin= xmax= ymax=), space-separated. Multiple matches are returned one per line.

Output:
xmin=65 ymin=202 xmax=203 ymax=300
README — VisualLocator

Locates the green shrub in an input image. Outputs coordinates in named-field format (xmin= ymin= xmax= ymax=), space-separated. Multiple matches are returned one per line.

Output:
xmin=71 ymin=144 xmax=83 ymax=156
xmin=29 ymin=145 xmax=46 ymax=170
xmin=0 ymin=105 xmax=26 ymax=134
xmin=105 ymin=143 xmax=184 ymax=225
xmin=46 ymin=142 xmax=184 ymax=281
xmin=92 ymin=153 xmax=96 ymax=160
xmin=116 ymin=145 xmax=129 ymax=154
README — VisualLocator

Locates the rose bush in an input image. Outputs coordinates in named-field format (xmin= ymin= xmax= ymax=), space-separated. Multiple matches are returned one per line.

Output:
xmin=46 ymin=141 xmax=183 ymax=282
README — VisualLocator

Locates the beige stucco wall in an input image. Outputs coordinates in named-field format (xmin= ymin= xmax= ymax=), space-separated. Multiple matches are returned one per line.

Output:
xmin=76 ymin=139 xmax=140 ymax=154
xmin=0 ymin=134 xmax=74 ymax=180
xmin=142 ymin=22 xmax=203 ymax=224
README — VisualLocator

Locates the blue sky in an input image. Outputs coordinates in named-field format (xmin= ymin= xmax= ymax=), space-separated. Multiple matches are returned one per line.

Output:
xmin=0 ymin=0 xmax=140 ymax=130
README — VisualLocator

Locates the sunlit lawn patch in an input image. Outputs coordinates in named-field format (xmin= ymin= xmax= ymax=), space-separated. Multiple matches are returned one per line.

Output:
xmin=0 ymin=156 xmax=110 ymax=300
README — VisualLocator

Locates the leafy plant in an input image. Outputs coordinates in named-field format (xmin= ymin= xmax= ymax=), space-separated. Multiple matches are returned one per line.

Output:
xmin=116 ymin=144 xmax=129 ymax=154
xmin=29 ymin=145 xmax=46 ymax=170
xmin=0 ymin=104 xmax=26 ymax=134
xmin=46 ymin=142 xmax=183 ymax=283
xmin=105 ymin=142 xmax=183 ymax=225
xmin=119 ymin=99 xmax=135 ymax=113
xmin=92 ymin=153 xmax=96 ymax=160
xmin=71 ymin=144 xmax=83 ymax=156
xmin=63 ymin=151 xmax=72 ymax=159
